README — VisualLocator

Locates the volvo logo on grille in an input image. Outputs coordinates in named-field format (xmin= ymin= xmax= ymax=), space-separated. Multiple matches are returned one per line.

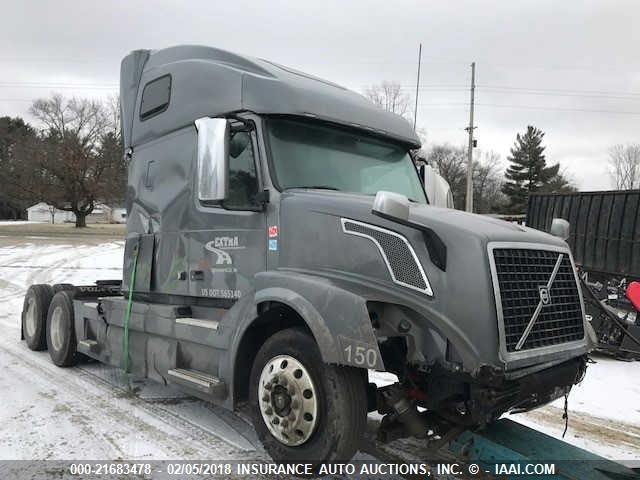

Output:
xmin=538 ymin=286 xmax=552 ymax=306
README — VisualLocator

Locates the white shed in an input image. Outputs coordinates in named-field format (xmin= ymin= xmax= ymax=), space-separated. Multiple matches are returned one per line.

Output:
xmin=86 ymin=204 xmax=112 ymax=224
xmin=111 ymin=208 xmax=127 ymax=224
xmin=26 ymin=203 xmax=74 ymax=224
xmin=26 ymin=202 xmax=117 ymax=224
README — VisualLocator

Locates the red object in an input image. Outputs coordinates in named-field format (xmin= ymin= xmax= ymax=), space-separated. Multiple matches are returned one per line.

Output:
xmin=406 ymin=388 xmax=428 ymax=401
xmin=268 ymin=225 xmax=278 ymax=238
xmin=626 ymin=281 xmax=640 ymax=312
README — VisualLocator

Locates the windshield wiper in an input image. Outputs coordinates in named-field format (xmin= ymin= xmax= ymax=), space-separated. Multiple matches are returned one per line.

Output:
xmin=285 ymin=185 xmax=340 ymax=191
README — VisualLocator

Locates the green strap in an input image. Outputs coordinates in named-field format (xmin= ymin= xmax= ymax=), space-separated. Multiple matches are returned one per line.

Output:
xmin=122 ymin=240 xmax=140 ymax=373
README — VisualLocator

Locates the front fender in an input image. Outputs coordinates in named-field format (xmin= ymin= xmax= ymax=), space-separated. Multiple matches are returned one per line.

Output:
xmin=238 ymin=270 xmax=384 ymax=370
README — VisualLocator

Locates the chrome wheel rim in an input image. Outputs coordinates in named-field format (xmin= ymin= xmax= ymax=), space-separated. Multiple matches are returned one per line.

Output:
xmin=258 ymin=354 xmax=318 ymax=446
xmin=50 ymin=306 xmax=64 ymax=351
xmin=25 ymin=297 xmax=37 ymax=337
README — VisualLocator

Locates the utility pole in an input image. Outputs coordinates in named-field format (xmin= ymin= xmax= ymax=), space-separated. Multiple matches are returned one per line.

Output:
xmin=413 ymin=43 xmax=422 ymax=130
xmin=465 ymin=62 xmax=476 ymax=213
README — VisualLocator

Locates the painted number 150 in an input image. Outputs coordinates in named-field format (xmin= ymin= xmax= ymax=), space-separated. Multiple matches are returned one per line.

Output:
xmin=344 ymin=344 xmax=378 ymax=368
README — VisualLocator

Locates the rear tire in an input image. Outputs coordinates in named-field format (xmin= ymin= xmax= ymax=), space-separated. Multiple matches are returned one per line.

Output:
xmin=249 ymin=328 xmax=367 ymax=465
xmin=53 ymin=283 xmax=74 ymax=293
xmin=22 ymin=284 xmax=54 ymax=350
xmin=46 ymin=291 xmax=80 ymax=367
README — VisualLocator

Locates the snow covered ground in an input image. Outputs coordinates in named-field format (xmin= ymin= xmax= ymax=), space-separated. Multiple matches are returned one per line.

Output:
xmin=0 ymin=235 xmax=265 ymax=462
xmin=0 ymin=221 xmax=43 ymax=225
xmin=0 ymin=234 xmax=639 ymax=467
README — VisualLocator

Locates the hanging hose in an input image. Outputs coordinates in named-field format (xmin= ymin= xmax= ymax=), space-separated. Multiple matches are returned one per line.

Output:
xmin=122 ymin=238 xmax=140 ymax=373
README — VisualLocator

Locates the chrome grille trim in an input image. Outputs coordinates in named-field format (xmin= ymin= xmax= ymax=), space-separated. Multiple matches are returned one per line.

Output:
xmin=488 ymin=242 xmax=586 ymax=362
xmin=341 ymin=218 xmax=433 ymax=296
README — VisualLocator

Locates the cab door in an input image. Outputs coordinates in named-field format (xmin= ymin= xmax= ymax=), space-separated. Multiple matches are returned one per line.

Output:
xmin=187 ymin=124 xmax=266 ymax=303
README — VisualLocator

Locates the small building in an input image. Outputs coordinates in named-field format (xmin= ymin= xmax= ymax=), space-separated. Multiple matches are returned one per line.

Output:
xmin=26 ymin=202 xmax=73 ymax=224
xmin=86 ymin=204 xmax=112 ymax=224
xmin=111 ymin=207 xmax=127 ymax=224
xmin=26 ymin=202 xmax=119 ymax=224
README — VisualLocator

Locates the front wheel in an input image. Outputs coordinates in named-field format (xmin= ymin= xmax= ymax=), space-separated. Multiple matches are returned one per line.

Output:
xmin=249 ymin=328 xmax=367 ymax=464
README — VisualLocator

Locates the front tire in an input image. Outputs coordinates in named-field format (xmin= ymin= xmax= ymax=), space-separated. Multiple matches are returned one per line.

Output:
xmin=46 ymin=291 xmax=80 ymax=367
xmin=22 ymin=284 xmax=54 ymax=350
xmin=249 ymin=328 xmax=367 ymax=464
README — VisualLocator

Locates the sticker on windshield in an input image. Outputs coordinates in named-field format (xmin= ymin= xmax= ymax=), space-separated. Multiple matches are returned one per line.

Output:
xmin=268 ymin=225 xmax=278 ymax=238
xmin=269 ymin=239 xmax=278 ymax=251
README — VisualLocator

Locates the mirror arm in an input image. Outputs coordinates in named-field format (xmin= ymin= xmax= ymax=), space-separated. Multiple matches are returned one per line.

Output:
xmin=228 ymin=116 xmax=254 ymax=133
xmin=255 ymin=189 xmax=270 ymax=207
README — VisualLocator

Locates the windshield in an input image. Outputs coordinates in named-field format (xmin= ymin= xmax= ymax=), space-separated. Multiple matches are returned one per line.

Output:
xmin=266 ymin=118 xmax=427 ymax=204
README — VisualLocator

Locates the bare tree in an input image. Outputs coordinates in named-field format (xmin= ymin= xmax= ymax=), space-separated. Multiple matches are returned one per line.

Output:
xmin=427 ymin=144 xmax=506 ymax=213
xmin=364 ymin=81 xmax=413 ymax=121
xmin=426 ymin=144 xmax=467 ymax=209
xmin=0 ymin=116 xmax=37 ymax=219
xmin=5 ymin=94 xmax=123 ymax=227
xmin=608 ymin=144 xmax=640 ymax=189
xmin=473 ymin=151 xmax=506 ymax=214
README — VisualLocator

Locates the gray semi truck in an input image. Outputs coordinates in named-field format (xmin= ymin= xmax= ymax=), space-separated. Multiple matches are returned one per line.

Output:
xmin=21 ymin=45 xmax=593 ymax=464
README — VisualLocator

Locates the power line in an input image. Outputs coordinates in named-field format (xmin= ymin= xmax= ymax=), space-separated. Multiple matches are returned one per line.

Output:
xmin=396 ymin=84 xmax=640 ymax=99
xmin=417 ymin=102 xmax=640 ymax=115
xmin=2 ymin=54 xmax=638 ymax=73
xmin=0 ymin=81 xmax=117 ymax=90
xmin=478 ymin=84 xmax=640 ymax=97
xmin=476 ymin=103 xmax=640 ymax=115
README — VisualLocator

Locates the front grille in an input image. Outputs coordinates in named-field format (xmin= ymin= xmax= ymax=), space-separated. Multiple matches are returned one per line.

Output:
xmin=342 ymin=219 xmax=431 ymax=295
xmin=493 ymin=248 xmax=584 ymax=352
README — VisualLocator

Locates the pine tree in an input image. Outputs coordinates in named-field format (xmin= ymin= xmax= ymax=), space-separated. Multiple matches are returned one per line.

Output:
xmin=502 ymin=125 xmax=560 ymax=213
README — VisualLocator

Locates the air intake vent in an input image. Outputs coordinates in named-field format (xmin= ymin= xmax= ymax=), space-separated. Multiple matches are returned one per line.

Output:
xmin=491 ymin=246 xmax=584 ymax=353
xmin=341 ymin=218 xmax=432 ymax=295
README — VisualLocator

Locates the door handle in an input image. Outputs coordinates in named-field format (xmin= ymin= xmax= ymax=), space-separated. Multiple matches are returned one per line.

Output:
xmin=190 ymin=270 xmax=204 ymax=281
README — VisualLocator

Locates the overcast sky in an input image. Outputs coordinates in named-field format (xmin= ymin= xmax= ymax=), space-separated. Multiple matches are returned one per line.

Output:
xmin=2 ymin=0 xmax=639 ymax=190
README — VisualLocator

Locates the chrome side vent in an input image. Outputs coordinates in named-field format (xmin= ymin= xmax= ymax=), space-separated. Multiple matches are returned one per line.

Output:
xmin=341 ymin=218 xmax=433 ymax=295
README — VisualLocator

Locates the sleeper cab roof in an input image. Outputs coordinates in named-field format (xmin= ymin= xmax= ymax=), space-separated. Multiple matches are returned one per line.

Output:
xmin=120 ymin=45 xmax=421 ymax=149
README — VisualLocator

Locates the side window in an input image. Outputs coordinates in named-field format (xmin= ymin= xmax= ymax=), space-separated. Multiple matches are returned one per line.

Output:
xmin=140 ymin=75 xmax=171 ymax=120
xmin=224 ymin=131 xmax=259 ymax=209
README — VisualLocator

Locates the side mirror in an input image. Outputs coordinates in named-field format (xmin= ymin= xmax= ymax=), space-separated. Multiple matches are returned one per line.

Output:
xmin=550 ymin=218 xmax=570 ymax=241
xmin=195 ymin=117 xmax=229 ymax=202
xmin=372 ymin=191 xmax=411 ymax=222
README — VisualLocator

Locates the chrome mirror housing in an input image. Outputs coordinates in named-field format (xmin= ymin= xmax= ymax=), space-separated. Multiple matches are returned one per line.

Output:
xmin=372 ymin=191 xmax=411 ymax=222
xmin=550 ymin=218 xmax=570 ymax=241
xmin=195 ymin=117 xmax=229 ymax=202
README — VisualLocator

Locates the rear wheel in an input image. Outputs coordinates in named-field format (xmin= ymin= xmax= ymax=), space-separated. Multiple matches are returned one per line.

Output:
xmin=46 ymin=291 xmax=80 ymax=367
xmin=249 ymin=328 xmax=367 ymax=464
xmin=53 ymin=283 xmax=74 ymax=293
xmin=22 ymin=284 xmax=54 ymax=350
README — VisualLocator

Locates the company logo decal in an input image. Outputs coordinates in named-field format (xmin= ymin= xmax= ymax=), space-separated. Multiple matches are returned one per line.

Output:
xmin=205 ymin=236 xmax=245 ymax=266
xmin=205 ymin=245 xmax=233 ymax=265
xmin=209 ymin=236 xmax=243 ymax=249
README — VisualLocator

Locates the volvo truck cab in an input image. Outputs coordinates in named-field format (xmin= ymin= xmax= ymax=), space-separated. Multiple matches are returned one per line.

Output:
xmin=22 ymin=45 xmax=592 ymax=464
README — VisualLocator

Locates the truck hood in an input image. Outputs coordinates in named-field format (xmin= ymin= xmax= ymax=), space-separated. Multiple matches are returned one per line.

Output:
xmin=407 ymin=202 xmax=567 ymax=247
xmin=284 ymin=189 xmax=566 ymax=249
